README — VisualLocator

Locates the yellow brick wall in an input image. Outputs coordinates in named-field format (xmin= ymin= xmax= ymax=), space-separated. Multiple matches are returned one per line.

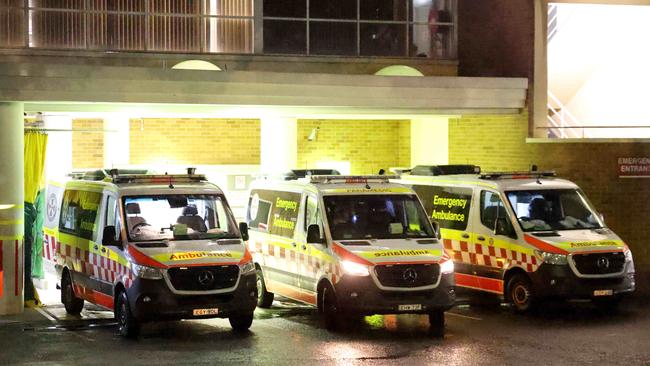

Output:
xmin=297 ymin=119 xmax=410 ymax=175
xmin=449 ymin=113 xmax=650 ymax=293
xmin=129 ymin=118 xmax=261 ymax=165
xmin=72 ymin=119 xmax=104 ymax=169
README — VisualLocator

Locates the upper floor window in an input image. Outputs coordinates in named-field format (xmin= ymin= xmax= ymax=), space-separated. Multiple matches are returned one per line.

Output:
xmin=263 ymin=0 xmax=456 ymax=58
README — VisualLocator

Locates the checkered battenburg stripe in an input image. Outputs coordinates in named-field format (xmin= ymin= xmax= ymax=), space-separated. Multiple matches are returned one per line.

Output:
xmin=443 ymin=238 xmax=539 ymax=272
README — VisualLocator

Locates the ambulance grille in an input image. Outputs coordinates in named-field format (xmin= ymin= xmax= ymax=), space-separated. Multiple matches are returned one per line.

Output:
xmin=167 ymin=265 xmax=239 ymax=292
xmin=571 ymin=252 xmax=626 ymax=275
xmin=374 ymin=264 xmax=440 ymax=288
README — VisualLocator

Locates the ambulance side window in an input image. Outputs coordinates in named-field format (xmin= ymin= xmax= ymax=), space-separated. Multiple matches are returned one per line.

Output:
xmin=304 ymin=195 xmax=323 ymax=238
xmin=412 ymin=184 xmax=472 ymax=231
xmin=247 ymin=190 xmax=273 ymax=232
xmin=480 ymin=191 xmax=515 ymax=236
xmin=104 ymin=196 xmax=120 ymax=242
xmin=59 ymin=189 xmax=102 ymax=241
xmin=269 ymin=191 xmax=301 ymax=238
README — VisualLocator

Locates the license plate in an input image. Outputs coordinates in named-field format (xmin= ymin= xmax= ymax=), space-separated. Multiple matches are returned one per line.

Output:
xmin=593 ymin=290 xmax=613 ymax=297
xmin=398 ymin=304 xmax=422 ymax=311
xmin=193 ymin=308 xmax=219 ymax=316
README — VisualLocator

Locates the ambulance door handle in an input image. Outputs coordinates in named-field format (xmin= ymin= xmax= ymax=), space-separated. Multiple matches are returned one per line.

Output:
xmin=461 ymin=233 xmax=470 ymax=239
xmin=477 ymin=236 xmax=486 ymax=241
xmin=94 ymin=245 xmax=99 ymax=251
xmin=301 ymin=244 xmax=307 ymax=251
xmin=291 ymin=242 xmax=297 ymax=248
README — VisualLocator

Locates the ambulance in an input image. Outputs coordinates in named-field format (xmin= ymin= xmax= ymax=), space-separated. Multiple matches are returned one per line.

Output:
xmin=49 ymin=170 xmax=257 ymax=337
xmin=394 ymin=166 xmax=636 ymax=312
xmin=246 ymin=175 xmax=456 ymax=335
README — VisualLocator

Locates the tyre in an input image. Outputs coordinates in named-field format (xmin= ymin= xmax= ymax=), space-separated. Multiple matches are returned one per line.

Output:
xmin=428 ymin=310 xmax=445 ymax=338
xmin=229 ymin=312 xmax=254 ymax=332
xmin=256 ymin=268 xmax=274 ymax=308
xmin=115 ymin=290 xmax=140 ymax=338
xmin=61 ymin=271 xmax=84 ymax=315
xmin=593 ymin=296 xmax=622 ymax=313
xmin=319 ymin=285 xmax=341 ymax=331
xmin=506 ymin=273 xmax=536 ymax=313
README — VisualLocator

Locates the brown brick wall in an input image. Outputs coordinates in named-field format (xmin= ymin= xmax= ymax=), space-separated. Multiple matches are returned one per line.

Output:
xmin=297 ymin=120 xmax=410 ymax=175
xmin=72 ymin=119 xmax=104 ymax=169
xmin=129 ymin=118 xmax=261 ymax=165
xmin=449 ymin=113 xmax=650 ymax=294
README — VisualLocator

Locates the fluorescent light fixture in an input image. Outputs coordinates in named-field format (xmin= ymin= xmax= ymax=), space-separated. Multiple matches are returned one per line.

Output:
xmin=172 ymin=60 xmax=222 ymax=71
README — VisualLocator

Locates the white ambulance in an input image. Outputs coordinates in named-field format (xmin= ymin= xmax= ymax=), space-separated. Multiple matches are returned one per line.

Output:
xmin=395 ymin=166 xmax=636 ymax=312
xmin=246 ymin=175 xmax=456 ymax=335
xmin=49 ymin=170 xmax=257 ymax=337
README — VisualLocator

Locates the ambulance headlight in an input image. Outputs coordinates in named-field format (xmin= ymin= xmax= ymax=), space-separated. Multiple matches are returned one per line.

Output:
xmin=341 ymin=260 xmax=370 ymax=277
xmin=239 ymin=260 xmax=256 ymax=275
xmin=132 ymin=263 xmax=164 ymax=280
xmin=534 ymin=250 xmax=568 ymax=265
xmin=440 ymin=259 xmax=454 ymax=274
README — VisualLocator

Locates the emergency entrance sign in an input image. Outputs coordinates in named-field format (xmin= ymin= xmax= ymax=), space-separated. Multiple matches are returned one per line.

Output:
xmin=618 ymin=157 xmax=650 ymax=178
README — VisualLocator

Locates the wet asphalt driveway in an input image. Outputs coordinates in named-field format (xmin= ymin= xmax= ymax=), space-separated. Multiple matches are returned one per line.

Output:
xmin=0 ymin=296 xmax=648 ymax=366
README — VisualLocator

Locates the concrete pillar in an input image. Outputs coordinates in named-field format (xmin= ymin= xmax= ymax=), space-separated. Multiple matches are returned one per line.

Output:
xmin=410 ymin=117 xmax=449 ymax=166
xmin=104 ymin=114 xmax=130 ymax=168
xmin=43 ymin=115 xmax=72 ymax=181
xmin=260 ymin=117 xmax=297 ymax=175
xmin=533 ymin=0 xmax=549 ymax=138
xmin=0 ymin=102 xmax=25 ymax=315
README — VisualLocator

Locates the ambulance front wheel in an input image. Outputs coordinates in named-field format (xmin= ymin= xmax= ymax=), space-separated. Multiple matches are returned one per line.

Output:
xmin=428 ymin=310 xmax=445 ymax=338
xmin=507 ymin=273 xmax=536 ymax=313
xmin=116 ymin=290 xmax=140 ymax=338
xmin=256 ymin=268 xmax=274 ymax=308
xmin=229 ymin=312 xmax=254 ymax=332
xmin=318 ymin=284 xmax=340 ymax=331
xmin=61 ymin=271 xmax=84 ymax=315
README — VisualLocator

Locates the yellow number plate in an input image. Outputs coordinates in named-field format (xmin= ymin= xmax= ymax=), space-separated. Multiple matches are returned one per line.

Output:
xmin=398 ymin=304 xmax=422 ymax=311
xmin=193 ymin=308 xmax=219 ymax=316
xmin=593 ymin=290 xmax=613 ymax=297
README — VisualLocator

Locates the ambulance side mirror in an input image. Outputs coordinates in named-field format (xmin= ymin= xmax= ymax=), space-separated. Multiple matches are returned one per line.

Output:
xmin=102 ymin=226 xmax=122 ymax=246
xmin=239 ymin=222 xmax=249 ymax=241
xmin=307 ymin=224 xmax=324 ymax=244
xmin=430 ymin=219 xmax=441 ymax=240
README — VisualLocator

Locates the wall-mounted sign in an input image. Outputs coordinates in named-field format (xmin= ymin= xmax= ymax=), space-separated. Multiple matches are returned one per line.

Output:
xmin=618 ymin=157 xmax=650 ymax=178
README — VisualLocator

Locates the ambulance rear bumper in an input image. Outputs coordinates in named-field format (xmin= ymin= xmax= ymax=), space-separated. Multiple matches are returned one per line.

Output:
xmin=334 ymin=272 xmax=456 ymax=315
xmin=126 ymin=272 xmax=258 ymax=322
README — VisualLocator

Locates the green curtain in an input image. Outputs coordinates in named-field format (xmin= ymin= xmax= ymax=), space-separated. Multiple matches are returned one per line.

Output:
xmin=24 ymin=131 xmax=48 ymax=303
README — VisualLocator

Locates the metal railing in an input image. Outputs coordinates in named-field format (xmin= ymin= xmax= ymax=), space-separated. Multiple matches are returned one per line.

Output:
xmin=546 ymin=91 xmax=583 ymax=138
xmin=0 ymin=0 xmax=254 ymax=54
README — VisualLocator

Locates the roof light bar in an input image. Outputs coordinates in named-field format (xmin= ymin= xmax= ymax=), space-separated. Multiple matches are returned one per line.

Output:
xmin=112 ymin=174 xmax=207 ymax=184
xmin=308 ymin=175 xmax=390 ymax=184
xmin=479 ymin=171 xmax=556 ymax=180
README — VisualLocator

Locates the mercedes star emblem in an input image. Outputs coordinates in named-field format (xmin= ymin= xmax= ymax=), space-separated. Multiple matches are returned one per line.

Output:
xmin=198 ymin=270 xmax=215 ymax=286
xmin=403 ymin=268 xmax=418 ymax=283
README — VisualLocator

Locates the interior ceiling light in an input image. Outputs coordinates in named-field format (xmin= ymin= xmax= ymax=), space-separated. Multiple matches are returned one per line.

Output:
xmin=172 ymin=60 xmax=222 ymax=71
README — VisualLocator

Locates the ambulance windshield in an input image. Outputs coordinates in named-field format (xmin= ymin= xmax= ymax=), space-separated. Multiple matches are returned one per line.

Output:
xmin=323 ymin=194 xmax=435 ymax=240
xmin=123 ymin=194 xmax=240 ymax=242
xmin=506 ymin=189 xmax=604 ymax=232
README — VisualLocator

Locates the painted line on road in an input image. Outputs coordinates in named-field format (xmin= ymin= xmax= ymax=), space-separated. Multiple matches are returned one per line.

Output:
xmin=446 ymin=311 xmax=482 ymax=321
xmin=35 ymin=307 xmax=58 ymax=323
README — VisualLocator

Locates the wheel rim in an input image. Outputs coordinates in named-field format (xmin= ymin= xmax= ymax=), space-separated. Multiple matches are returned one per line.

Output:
xmin=256 ymin=274 xmax=263 ymax=296
xmin=118 ymin=297 xmax=127 ymax=332
xmin=512 ymin=284 xmax=530 ymax=306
